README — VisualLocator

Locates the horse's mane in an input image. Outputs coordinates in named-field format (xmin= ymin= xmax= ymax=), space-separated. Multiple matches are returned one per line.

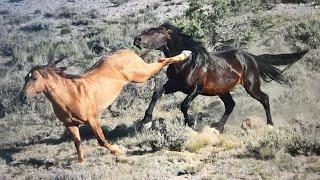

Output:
xmin=160 ymin=23 xmax=212 ymax=65
xmin=31 ymin=65 xmax=82 ymax=79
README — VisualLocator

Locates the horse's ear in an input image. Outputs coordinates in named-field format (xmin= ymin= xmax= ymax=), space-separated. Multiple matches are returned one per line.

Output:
xmin=37 ymin=69 xmax=49 ymax=78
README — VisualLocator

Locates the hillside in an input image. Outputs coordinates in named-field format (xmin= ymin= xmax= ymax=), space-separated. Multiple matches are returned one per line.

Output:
xmin=0 ymin=0 xmax=320 ymax=179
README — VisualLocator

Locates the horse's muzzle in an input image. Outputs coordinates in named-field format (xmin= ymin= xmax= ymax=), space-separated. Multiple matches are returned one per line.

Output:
xmin=19 ymin=93 xmax=28 ymax=104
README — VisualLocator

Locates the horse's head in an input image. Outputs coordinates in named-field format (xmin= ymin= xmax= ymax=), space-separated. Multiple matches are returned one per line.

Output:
xmin=20 ymin=66 xmax=49 ymax=103
xmin=20 ymin=56 xmax=67 ymax=104
xmin=134 ymin=23 xmax=204 ymax=58
xmin=134 ymin=24 xmax=173 ymax=51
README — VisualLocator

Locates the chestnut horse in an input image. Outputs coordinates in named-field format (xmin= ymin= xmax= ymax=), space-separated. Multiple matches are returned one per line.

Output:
xmin=134 ymin=23 xmax=308 ymax=132
xmin=20 ymin=49 xmax=191 ymax=162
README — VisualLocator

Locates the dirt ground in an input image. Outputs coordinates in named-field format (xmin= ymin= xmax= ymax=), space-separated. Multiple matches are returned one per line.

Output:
xmin=0 ymin=0 xmax=319 ymax=179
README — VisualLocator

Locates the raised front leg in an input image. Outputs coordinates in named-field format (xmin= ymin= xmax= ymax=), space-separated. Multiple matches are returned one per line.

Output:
xmin=123 ymin=51 xmax=191 ymax=83
xmin=180 ymin=85 xmax=202 ymax=127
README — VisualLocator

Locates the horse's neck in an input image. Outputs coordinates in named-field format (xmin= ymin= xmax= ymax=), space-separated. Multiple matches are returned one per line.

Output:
xmin=44 ymin=76 xmax=77 ymax=108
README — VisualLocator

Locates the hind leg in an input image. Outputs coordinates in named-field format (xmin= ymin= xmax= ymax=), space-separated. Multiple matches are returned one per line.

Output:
xmin=87 ymin=118 xmax=120 ymax=154
xmin=211 ymin=92 xmax=235 ymax=132
xmin=243 ymin=80 xmax=273 ymax=126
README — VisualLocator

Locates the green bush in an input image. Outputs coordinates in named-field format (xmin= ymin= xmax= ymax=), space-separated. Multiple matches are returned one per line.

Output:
xmin=173 ymin=0 xmax=266 ymax=46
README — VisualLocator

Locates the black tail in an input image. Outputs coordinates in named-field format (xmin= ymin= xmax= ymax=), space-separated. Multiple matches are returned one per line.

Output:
xmin=254 ymin=49 xmax=309 ymax=85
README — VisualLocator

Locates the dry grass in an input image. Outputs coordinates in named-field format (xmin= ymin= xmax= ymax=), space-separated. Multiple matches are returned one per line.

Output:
xmin=0 ymin=0 xmax=319 ymax=179
xmin=184 ymin=126 xmax=220 ymax=152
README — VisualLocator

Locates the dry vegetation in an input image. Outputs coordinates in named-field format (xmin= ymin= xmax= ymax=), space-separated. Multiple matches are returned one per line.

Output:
xmin=0 ymin=0 xmax=320 ymax=179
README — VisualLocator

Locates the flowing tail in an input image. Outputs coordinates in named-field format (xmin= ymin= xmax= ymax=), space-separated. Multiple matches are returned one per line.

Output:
xmin=254 ymin=49 xmax=309 ymax=85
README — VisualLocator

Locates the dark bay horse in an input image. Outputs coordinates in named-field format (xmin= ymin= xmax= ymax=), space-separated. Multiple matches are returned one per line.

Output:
xmin=19 ymin=49 xmax=191 ymax=162
xmin=134 ymin=23 xmax=308 ymax=132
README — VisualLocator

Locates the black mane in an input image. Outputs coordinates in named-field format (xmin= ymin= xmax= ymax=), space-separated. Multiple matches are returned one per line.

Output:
xmin=160 ymin=23 xmax=212 ymax=65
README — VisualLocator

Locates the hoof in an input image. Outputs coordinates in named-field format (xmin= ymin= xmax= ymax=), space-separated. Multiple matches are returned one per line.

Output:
xmin=110 ymin=145 xmax=125 ymax=156
xmin=210 ymin=122 xmax=220 ymax=128
xmin=142 ymin=114 xmax=153 ymax=124
xmin=211 ymin=122 xmax=224 ymax=133
xmin=142 ymin=121 xmax=153 ymax=130
xmin=78 ymin=158 xmax=84 ymax=163
xmin=136 ymin=120 xmax=153 ymax=132
xmin=268 ymin=124 xmax=274 ymax=129
xmin=184 ymin=117 xmax=196 ymax=127
xmin=214 ymin=126 xmax=224 ymax=133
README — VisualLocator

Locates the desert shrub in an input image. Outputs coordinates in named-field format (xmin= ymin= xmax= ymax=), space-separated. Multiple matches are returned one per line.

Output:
xmin=9 ymin=0 xmax=23 ymax=3
xmin=87 ymin=9 xmax=100 ymax=19
xmin=284 ymin=20 xmax=320 ymax=49
xmin=174 ymin=0 xmax=319 ymax=48
xmin=60 ymin=28 xmax=72 ymax=35
xmin=71 ymin=19 xmax=90 ymax=26
xmin=247 ymin=121 xmax=320 ymax=159
xmin=19 ymin=23 xmax=49 ymax=33
xmin=110 ymin=0 xmax=129 ymax=5
xmin=5 ymin=15 xmax=32 ymax=26
xmin=43 ymin=13 xmax=54 ymax=18
xmin=173 ymin=0 xmax=227 ymax=45
xmin=57 ymin=7 xmax=77 ymax=19
xmin=173 ymin=0 xmax=267 ymax=46
xmin=0 ymin=10 xmax=9 ymax=15
xmin=126 ymin=118 xmax=189 ymax=152
xmin=0 ymin=44 xmax=13 ymax=57
xmin=46 ymin=42 xmax=75 ymax=63
xmin=281 ymin=0 xmax=308 ymax=3
xmin=184 ymin=126 xmax=220 ymax=152
xmin=273 ymin=150 xmax=298 ymax=171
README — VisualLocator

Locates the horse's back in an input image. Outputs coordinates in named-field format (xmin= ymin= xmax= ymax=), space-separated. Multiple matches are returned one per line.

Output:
xmin=85 ymin=49 xmax=143 ymax=75
xmin=99 ymin=49 xmax=142 ymax=67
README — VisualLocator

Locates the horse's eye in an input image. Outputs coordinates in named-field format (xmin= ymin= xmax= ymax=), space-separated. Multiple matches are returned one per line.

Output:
xmin=31 ymin=76 xmax=37 ymax=81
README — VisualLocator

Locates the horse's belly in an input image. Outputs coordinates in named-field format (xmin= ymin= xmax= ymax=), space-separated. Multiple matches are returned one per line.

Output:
xmin=95 ymin=81 xmax=125 ymax=111
xmin=202 ymin=77 xmax=239 ymax=96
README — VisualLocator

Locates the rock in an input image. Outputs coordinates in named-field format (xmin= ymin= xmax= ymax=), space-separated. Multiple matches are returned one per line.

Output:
xmin=241 ymin=116 xmax=266 ymax=131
